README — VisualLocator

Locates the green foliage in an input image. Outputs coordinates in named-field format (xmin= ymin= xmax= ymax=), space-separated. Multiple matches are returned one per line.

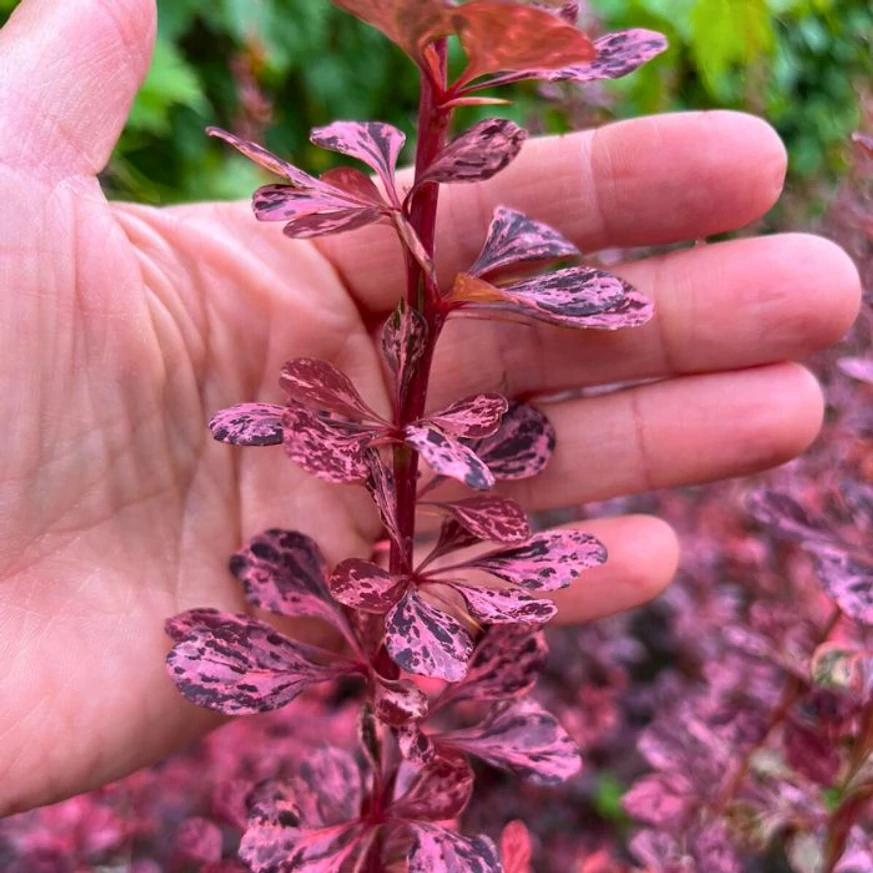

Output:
xmin=1 ymin=0 xmax=870 ymax=203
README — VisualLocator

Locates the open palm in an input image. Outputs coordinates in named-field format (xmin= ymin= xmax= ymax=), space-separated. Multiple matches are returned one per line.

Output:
xmin=0 ymin=0 xmax=861 ymax=815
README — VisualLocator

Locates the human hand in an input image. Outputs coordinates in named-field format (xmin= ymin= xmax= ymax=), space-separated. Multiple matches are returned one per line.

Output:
xmin=0 ymin=0 xmax=860 ymax=815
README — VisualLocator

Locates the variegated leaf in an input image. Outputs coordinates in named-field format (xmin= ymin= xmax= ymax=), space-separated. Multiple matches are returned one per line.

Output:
xmin=365 ymin=452 xmax=405 ymax=549
xmin=288 ymin=747 xmax=364 ymax=828
xmin=408 ymin=824 xmax=503 ymax=873
xmin=418 ymin=119 xmax=527 ymax=185
xmin=282 ymin=402 xmax=372 ymax=484
xmin=434 ymin=496 xmax=530 ymax=544
xmin=374 ymin=677 xmax=429 ymax=725
xmin=381 ymin=301 xmax=428 ymax=400
xmin=280 ymin=358 xmax=382 ymax=422
xmin=165 ymin=607 xmax=242 ymax=644
xmin=546 ymin=29 xmax=668 ymax=83
xmin=816 ymin=547 xmax=873 ymax=626
xmin=460 ymin=530 xmax=607 ymax=591
xmin=746 ymin=488 xmax=835 ymax=546
xmin=329 ymin=559 xmax=404 ymax=612
xmin=166 ymin=614 xmax=342 ymax=715
xmin=208 ymin=402 xmax=285 ymax=447
xmin=230 ymin=529 xmax=346 ymax=631
xmin=397 ymin=724 xmax=437 ymax=765
xmin=448 ymin=626 xmax=548 ymax=703
xmin=448 ymin=582 xmax=557 ymax=625
xmin=320 ymin=166 xmax=384 ymax=203
xmin=251 ymin=185 xmax=380 ymax=234
xmin=405 ymin=424 xmax=495 ymax=491
xmin=423 ymin=393 xmax=508 ymax=439
xmin=280 ymin=206 xmax=385 ymax=238
xmin=311 ymin=120 xmax=406 ymax=190
xmin=418 ymin=519 xmax=484 ymax=571
xmin=385 ymin=589 xmax=473 ymax=681
xmin=443 ymin=699 xmax=581 ymax=785
xmin=391 ymin=756 xmax=475 ymax=821
xmin=469 ymin=206 xmax=579 ymax=277
xmin=470 ymin=401 xmax=556 ymax=481
xmin=571 ymin=289 xmax=654 ymax=330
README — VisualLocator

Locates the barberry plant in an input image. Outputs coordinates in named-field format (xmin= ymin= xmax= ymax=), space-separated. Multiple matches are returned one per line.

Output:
xmin=163 ymin=2 xmax=667 ymax=870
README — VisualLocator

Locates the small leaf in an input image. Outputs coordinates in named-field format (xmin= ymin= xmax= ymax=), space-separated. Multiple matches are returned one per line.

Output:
xmin=449 ymin=625 xmax=548 ymax=703
xmin=452 ymin=1 xmax=595 ymax=84
xmin=838 ymin=357 xmax=873 ymax=386
xmin=623 ymin=772 xmax=693 ymax=830
xmin=746 ymin=488 xmax=835 ymax=546
xmin=469 ymin=401 xmax=556 ymax=481
xmin=329 ymin=559 xmax=404 ymax=613
xmin=569 ymin=290 xmax=654 ymax=330
xmin=280 ymin=358 xmax=382 ymax=422
xmin=424 ymin=393 xmax=509 ymax=439
xmin=391 ymin=756 xmax=475 ymax=822
xmin=397 ymin=724 xmax=437 ymax=764
xmin=230 ymin=529 xmax=345 ymax=631
xmin=320 ymin=167 xmax=385 ymax=204
xmin=434 ymin=496 xmax=530 ymax=544
xmin=816 ymin=548 xmax=873 ymax=626
xmin=374 ymin=677 xmax=429 ymax=725
xmin=418 ymin=119 xmax=527 ymax=185
xmin=166 ymin=614 xmax=342 ymax=715
xmin=165 ymin=607 xmax=241 ymax=644
xmin=447 ymin=582 xmax=557 ymax=625
xmin=458 ymin=530 xmax=607 ymax=591
xmin=289 ymin=747 xmax=365 ymax=827
xmin=208 ymin=126 xmax=321 ymax=188
xmin=385 ymin=589 xmax=473 ymax=681
xmin=209 ymin=402 xmax=285 ymax=447
xmin=251 ymin=183 xmax=376 ymax=223
xmin=442 ymin=699 xmax=581 ymax=785
xmin=408 ymin=824 xmax=503 ymax=873
xmin=381 ymin=301 xmax=429 ymax=400
xmin=811 ymin=642 xmax=872 ymax=701
xmin=784 ymin=720 xmax=840 ymax=786
xmin=365 ymin=453 xmax=405 ymax=549
xmin=282 ymin=402 xmax=372 ymax=484
xmin=469 ymin=206 xmax=579 ymax=278
xmin=405 ymin=424 xmax=495 ymax=491
xmin=500 ymin=821 xmax=533 ymax=873
xmin=280 ymin=206 xmax=385 ymax=238
xmin=311 ymin=120 xmax=406 ymax=190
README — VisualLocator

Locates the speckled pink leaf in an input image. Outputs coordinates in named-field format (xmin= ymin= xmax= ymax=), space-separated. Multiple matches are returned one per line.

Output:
xmin=572 ymin=289 xmax=654 ymax=330
xmin=374 ymin=677 xmax=429 ymax=725
xmin=500 ymin=821 xmax=533 ymax=873
xmin=443 ymin=699 xmax=581 ymax=784
xmin=397 ymin=724 xmax=437 ymax=764
xmin=816 ymin=547 xmax=873 ymax=626
xmin=311 ymin=121 xmax=405 ymax=190
xmin=424 ymin=393 xmax=508 ymax=439
xmin=288 ymin=747 xmax=364 ymax=828
xmin=470 ymin=206 xmax=579 ymax=277
xmin=282 ymin=402 xmax=371 ymax=484
xmin=746 ymin=488 xmax=835 ymax=546
xmin=230 ymin=529 xmax=346 ymax=632
xmin=165 ymin=607 xmax=243 ymax=644
xmin=447 ymin=582 xmax=557 ymax=625
xmin=418 ymin=519 xmax=484 ymax=571
xmin=385 ymin=589 xmax=473 ymax=681
xmin=542 ymin=29 xmax=668 ymax=83
xmin=280 ymin=358 xmax=382 ymax=422
xmin=434 ymin=496 xmax=531 ymax=544
xmin=251 ymin=185 xmax=381 ymax=231
xmin=381 ymin=301 xmax=428 ymax=399
xmin=279 ymin=205 xmax=385 ymax=238
xmin=209 ymin=402 xmax=285 ymax=447
xmin=365 ymin=453 xmax=405 ymax=549
xmin=175 ymin=817 xmax=223 ymax=864
xmin=462 ymin=530 xmax=607 ymax=591
xmin=405 ymin=424 xmax=495 ymax=491
xmin=448 ymin=626 xmax=548 ymax=703
xmin=319 ymin=166 xmax=384 ymax=203
xmin=391 ymin=756 xmax=475 ymax=821
xmin=622 ymin=772 xmax=693 ymax=830
xmin=329 ymin=559 xmax=404 ymax=612
xmin=838 ymin=357 xmax=873 ymax=385
xmin=470 ymin=401 xmax=556 ymax=481
xmin=408 ymin=824 xmax=503 ymax=873
xmin=418 ymin=119 xmax=527 ymax=185
xmin=166 ymin=614 xmax=343 ymax=715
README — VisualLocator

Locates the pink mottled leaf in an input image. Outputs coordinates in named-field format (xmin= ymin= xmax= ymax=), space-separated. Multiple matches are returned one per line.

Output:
xmin=408 ymin=824 xmax=503 ymax=873
xmin=230 ymin=529 xmax=346 ymax=631
xmin=391 ymin=755 xmax=475 ymax=821
xmin=165 ymin=607 xmax=243 ymax=644
xmin=280 ymin=358 xmax=382 ymax=422
xmin=166 ymin=614 xmax=342 ymax=715
xmin=279 ymin=205 xmax=385 ymax=238
xmin=374 ymin=677 xmax=429 ymax=725
xmin=540 ymin=29 xmax=668 ymax=83
xmin=252 ymin=185 xmax=383 ymax=238
xmin=288 ymin=747 xmax=364 ymax=827
xmin=209 ymin=402 xmax=285 ymax=447
xmin=418 ymin=519 xmax=483 ymax=571
xmin=282 ymin=402 xmax=371 ymax=484
xmin=405 ymin=424 xmax=495 ymax=490
xmin=365 ymin=452 xmax=405 ymax=549
xmin=460 ymin=530 xmax=607 ymax=591
xmin=418 ymin=119 xmax=527 ymax=185
xmin=320 ymin=166 xmax=384 ymax=203
xmin=470 ymin=206 xmax=579 ymax=278
xmin=447 ymin=582 xmax=557 ymax=625
xmin=838 ymin=357 xmax=873 ymax=385
xmin=423 ymin=393 xmax=508 ymax=439
xmin=397 ymin=724 xmax=437 ymax=764
xmin=500 ymin=821 xmax=533 ymax=873
xmin=442 ymin=699 xmax=581 ymax=785
xmin=385 ymin=589 xmax=473 ymax=681
xmin=623 ymin=772 xmax=693 ymax=830
xmin=746 ymin=488 xmax=834 ymax=546
xmin=311 ymin=120 xmax=406 ymax=190
xmin=815 ymin=547 xmax=873 ymax=626
xmin=381 ymin=301 xmax=429 ymax=400
xmin=571 ymin=289 xmax=654 ymax=330
xmin=329 ymin=559 xmax=404 ymax=613
xmin=434 ymin=496 xmax=531 ymax=544
xmin=470 ymin=401 xmax=556 ymax=481
xmin=175 ymin=817 xmax=223 ymax=864
xmin=449 ymin=625 xmax=548 ymax=703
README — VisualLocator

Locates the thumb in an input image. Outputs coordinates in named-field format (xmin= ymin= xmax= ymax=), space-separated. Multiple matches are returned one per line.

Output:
xmin=0 ymin=0 xmax=156 ymax=177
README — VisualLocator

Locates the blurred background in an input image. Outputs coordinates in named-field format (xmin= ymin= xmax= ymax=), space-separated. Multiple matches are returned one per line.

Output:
xmin=1 ymin=0 xmax=871 ymax=215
